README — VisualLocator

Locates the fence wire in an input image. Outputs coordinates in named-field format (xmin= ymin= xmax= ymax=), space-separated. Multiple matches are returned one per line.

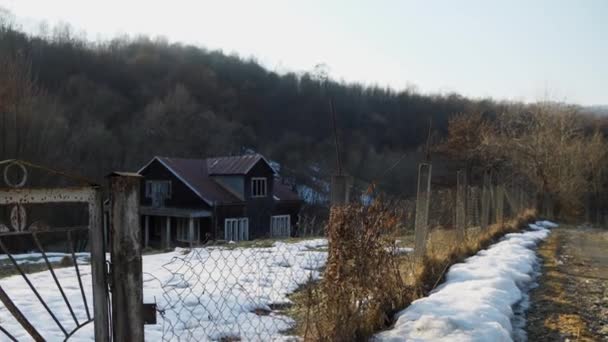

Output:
xmin=143 ymin=238 xmax=328 ymax=341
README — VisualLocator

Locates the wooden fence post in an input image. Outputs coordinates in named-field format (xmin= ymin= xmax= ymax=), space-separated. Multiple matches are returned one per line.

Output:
xmin=108 ymin=172 xmax=144 ymax=342
xmin=414 ymin=163 xmax=432 ymax=259
xmin=89 ymin=186 xmax=110 ymax=342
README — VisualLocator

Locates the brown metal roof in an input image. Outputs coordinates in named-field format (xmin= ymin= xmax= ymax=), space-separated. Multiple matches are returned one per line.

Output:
xmin=146 ymin=155 xmax=297 ymax=206
xmin=156 ymin=157 xmax=241 ymax=205
xmin=273 ymin=178 xmax=301 ymax=202
xmin=207 ymin=154 xmax=275 ymax=175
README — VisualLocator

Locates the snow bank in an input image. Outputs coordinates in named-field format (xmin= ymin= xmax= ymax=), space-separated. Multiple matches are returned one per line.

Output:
xmin=537 ymin=220 xmax=558 ymax=228
xmin=374 ymin=221 xmax=557 ymax=342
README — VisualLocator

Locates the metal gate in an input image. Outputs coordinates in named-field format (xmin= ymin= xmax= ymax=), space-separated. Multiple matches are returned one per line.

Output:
xmin=0 ymin=160 xmax=110 ymax=341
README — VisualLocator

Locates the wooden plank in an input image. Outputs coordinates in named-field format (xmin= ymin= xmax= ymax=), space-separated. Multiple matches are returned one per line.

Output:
xmin=109 ymin=174 xmax=144 ymax=342
xmin=89 ymin=187 xmax=110 ymax=342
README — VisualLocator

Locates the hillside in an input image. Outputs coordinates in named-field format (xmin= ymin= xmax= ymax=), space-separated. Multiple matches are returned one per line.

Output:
xmin=0 ymin=23 xmax=507 ymax=199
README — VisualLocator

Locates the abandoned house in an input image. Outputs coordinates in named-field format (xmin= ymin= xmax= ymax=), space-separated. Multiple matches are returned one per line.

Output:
xmin=136 ymin=154 xmax=302 ymax=248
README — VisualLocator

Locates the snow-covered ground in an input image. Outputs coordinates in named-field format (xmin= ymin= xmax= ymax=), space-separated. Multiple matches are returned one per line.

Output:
xmin=375 ymin=221 xmax=556 ymax=342
xmin=0 ymin=239 xmax=327 ymax=341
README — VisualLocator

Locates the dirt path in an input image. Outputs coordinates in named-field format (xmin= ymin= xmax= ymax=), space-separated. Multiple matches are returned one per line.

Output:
xmin=527 ymin=226 xmax=608 ymax=341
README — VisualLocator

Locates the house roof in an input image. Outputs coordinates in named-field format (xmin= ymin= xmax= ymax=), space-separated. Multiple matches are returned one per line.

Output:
xmin=138 ymin=155 xmax=298 ymax=206
xmin=273 ymin=178 xmax=301 ymax=202
xmin=207 ymin=154 xmax=276 ymax=175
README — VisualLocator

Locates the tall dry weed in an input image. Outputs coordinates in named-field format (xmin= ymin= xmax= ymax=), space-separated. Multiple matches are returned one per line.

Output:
xmin=299 ymin=199 xmax=410 ymax=341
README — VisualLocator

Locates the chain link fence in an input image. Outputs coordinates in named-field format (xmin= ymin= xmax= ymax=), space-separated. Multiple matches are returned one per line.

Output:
xmin=142 ymin=238 xmax=328 ymax=341
xmin=134 ymin=167 xmax=535 ymax=341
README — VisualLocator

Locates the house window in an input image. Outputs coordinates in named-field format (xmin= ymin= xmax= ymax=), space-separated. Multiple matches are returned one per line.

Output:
xmin=146 ymin=180 xmax=172 ymax=207
xmin=176 ymin=218 xmax=200 ymax=242
xmin=251 ymin=177 xmax=267 ymax=198
xmin=224 ymin=218 xmax=249 ymax=241
xmin=271 ymin=215 xmax=291 ymax=238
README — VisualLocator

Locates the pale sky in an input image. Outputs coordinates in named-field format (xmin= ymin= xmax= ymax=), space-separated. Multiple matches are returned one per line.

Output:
xmin=1 ymin=0 xmax=607 ymax=105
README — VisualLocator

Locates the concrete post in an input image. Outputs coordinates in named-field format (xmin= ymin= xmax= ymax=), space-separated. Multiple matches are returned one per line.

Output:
xmin=414 ymin=163 xmax=432 ymax=259
xmin=480 ymin=172 xmax=491 ymax=230
xmin=331 ymin=175 xmax=350 ymax=206
xmin=455 ymin=170 xmax=467 ymax=241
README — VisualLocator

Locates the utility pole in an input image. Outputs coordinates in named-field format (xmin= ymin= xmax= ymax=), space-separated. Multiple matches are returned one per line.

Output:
xmin=330 ymin=97 xmax=342 ymax=176
xmin=315 ymin=66 xmax=349 ymax=206
xmin=424 ymin=117 xmax=433 ymax=162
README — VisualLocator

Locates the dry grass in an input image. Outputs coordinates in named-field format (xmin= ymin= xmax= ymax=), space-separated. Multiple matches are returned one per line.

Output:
xmin=291 ymin=201 xmax=537 ymax=341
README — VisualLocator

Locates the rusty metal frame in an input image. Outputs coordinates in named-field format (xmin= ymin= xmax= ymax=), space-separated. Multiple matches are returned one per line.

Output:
xmin=0 ymin=160 xmax=109 ymax=341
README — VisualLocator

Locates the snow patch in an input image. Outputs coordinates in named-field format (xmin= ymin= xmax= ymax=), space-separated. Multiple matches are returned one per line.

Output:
xmin=374 ymin=221 xmax=556 ymax=342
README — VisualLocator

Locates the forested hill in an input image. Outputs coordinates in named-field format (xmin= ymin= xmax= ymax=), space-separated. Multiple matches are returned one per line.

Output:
xmin=0 ymin=23 xmax=506 ymax=198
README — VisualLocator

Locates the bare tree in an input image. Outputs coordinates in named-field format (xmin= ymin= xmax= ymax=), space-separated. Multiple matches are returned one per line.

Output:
xmin=0 ymin=53 xmax=67 ymax=163
xmin=483 ymin=103 xmax=597 ymax=216
xmin=446 ymin=102 xmax=608 ymax=218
